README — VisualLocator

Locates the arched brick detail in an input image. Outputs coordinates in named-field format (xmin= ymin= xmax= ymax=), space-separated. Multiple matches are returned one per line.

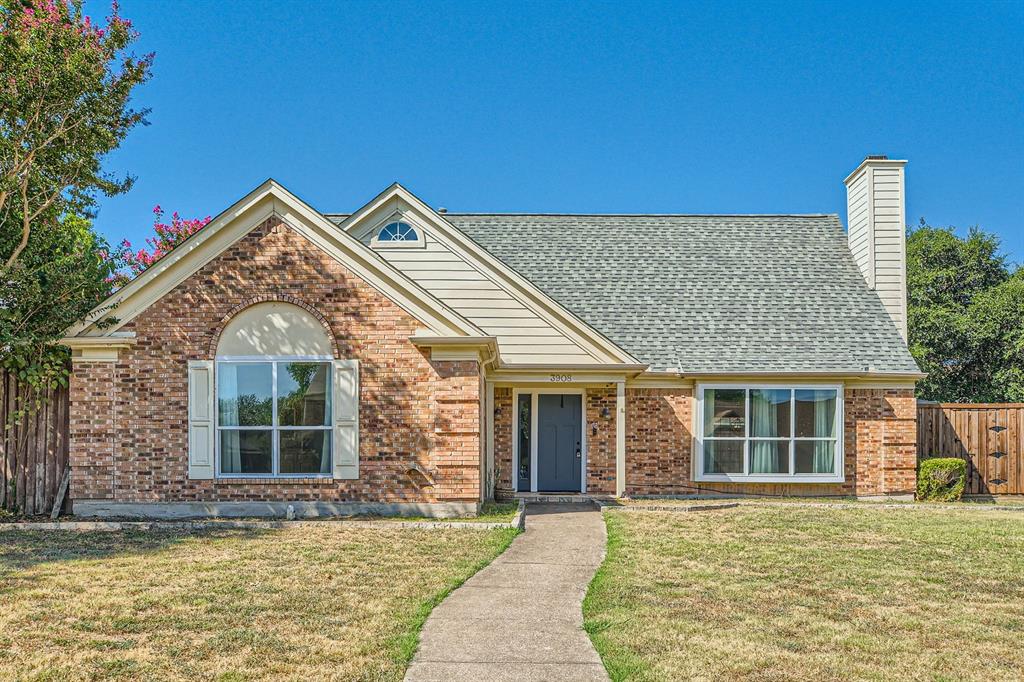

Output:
xmin=208 ymin=294 xmax=338 ymax=357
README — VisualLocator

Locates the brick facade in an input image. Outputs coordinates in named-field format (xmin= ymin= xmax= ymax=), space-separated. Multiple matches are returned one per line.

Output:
xmin=624 ymin=388 xmax=692 ymax=495
xmin=491 ymin=387 xmax=619 ymax=495
xmin=619 ymin=386 xmax=917 ymax=497
xmin=585 ymin=388 xmax=616 ymax=495
xmin=69 ymin=217 xmax=481 ymax=505
xmin=490 ymin=386 xmax=917 ymax=498
xmin=494 ymin=388 xmax=514 ymax=497
xmin=69 ymin=216 xmax=916 ymax=505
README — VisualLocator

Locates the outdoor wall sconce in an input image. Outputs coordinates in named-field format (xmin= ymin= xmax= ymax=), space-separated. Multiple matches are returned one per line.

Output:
xmin=600 ymin=407 xmax=611 ymax=419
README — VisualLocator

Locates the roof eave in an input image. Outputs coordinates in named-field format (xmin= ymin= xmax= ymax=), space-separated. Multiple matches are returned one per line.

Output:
xmin=680 ymin=370 xmax=926 ymax=381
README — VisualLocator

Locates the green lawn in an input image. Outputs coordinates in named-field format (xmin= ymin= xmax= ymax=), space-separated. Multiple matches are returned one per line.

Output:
xmin=584 ymin=505 xmax=1024 ymax=681
xmin=0 ymin=525 xmax=517 ymax=681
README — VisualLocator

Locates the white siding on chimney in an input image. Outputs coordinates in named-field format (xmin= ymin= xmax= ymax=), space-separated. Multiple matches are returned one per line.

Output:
xmin=364 ymin=228 xmax=600 ymax=364
xmin=845 ymin=158 xmax=908 ymax=341
xmin=846 ymin=169 xmax=872 ymax=286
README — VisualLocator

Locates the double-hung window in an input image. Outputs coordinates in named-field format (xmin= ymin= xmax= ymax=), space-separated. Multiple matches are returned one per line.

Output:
xmin=696 ymin=384 xmax=843 ymax=482
xmin=216 ymin=359 xmax=332 ymax=477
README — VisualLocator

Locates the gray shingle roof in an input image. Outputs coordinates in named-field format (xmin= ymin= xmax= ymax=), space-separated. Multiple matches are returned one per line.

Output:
xmin=441 ymin=214 xmax=920 ymax=375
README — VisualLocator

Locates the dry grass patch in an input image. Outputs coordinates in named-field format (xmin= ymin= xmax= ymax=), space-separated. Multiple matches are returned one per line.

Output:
xmin=0 ymin=524 xmax=516 ymax=681
xmin=365 ymin=501 xmax=520 ymax=523
xmin=584 ymin=505 xmax=1024 ymax=681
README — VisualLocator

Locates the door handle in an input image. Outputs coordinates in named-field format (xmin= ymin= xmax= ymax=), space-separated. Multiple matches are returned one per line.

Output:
xmin=575 ymin=443 xmax=581 ymax=459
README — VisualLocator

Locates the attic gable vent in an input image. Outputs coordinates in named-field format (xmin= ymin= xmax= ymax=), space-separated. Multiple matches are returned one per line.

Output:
xmin=378 ymin=221 xmax=417 ymax=241
xmin=370 ymin=218 xmax=424 ymax=249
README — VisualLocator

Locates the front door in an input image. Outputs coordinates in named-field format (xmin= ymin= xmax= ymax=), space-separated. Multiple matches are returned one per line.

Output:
xmin=537 ymin=394 xmax=582 ymax=492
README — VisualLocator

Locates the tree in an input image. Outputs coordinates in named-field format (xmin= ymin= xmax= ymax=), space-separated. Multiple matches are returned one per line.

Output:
xmin=1 ymin=0 xmax=152 ymax=266
xmin=907 ymin=221 xmax=1022 ymax=402
xmin=0 ymin=0 xmax=151 ymax=389
xmin=968 ymin=271 xmax=1024 ymax=401
xmin=0 ymin=213 xmax=114 ymax=386
xmin=109 ymin=206 xmax=210 ymax=288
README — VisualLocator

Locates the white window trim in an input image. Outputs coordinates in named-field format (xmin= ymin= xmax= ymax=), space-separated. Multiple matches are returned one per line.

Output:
xmin=215 ymin=354 xmax=334 ymax=479
xmin=368 ymin=212 xmax=426 ymax=249
xmin=694 ymin=382 xmax=845 ymax=484
xmin=511 ymin=387 xmax=587 ymax=494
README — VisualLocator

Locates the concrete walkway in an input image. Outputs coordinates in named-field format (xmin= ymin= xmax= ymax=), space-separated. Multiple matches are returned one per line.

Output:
xmin=404 ymin=503 xmax=609 ymax=682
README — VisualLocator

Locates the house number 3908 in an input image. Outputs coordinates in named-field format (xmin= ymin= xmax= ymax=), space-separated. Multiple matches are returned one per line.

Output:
xmin=549 ymin=374 xmax=573 ymax=383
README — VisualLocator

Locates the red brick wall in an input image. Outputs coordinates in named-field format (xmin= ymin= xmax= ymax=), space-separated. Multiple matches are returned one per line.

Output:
xmin=491 ymin=385 xmax=917 ymax=498
xmin=491 ymin=387 xmax=616 ymax=495
xmin=69 ymin=362 xmax=117 ymax=500
xmin=493 ymin=388 xmax=514 ymax=497
xmin=585 ymin=388 xmax=617 ymax=494
xmin=844 ymin=388 xmax=918 ymax=496
xmin=69 ymin=217 xmax=481 ymax=504
xmin=625 ymin=388 xmax=693 ymax=495
xmin=621 ymin=386 xmax=917 ymax=497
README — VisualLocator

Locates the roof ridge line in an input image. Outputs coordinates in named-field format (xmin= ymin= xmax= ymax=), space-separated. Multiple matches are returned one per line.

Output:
xmin=324 ymin=212 xmax=839 ymax=218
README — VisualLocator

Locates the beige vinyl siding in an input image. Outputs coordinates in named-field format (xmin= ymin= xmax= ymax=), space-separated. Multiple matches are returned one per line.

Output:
xmin=871 ymin=168 xmax=907 ymax=336
xmin=845 ymin=162 xmax=907 ymax=341
xmin=367 ymin=231 xmax=599 ymax=364
xmin=846 ymin=169 xmax=871 ymax=285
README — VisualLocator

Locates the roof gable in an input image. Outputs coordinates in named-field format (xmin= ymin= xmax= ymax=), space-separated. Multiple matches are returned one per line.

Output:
xmin=336 ymin=184 xmax=639 ymax=365
xmin=65 ymin=180 xmax=483 ymax=340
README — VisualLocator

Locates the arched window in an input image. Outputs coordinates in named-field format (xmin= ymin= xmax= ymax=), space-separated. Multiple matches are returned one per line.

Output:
xmin=215 ymin=302 xmax=334 ymax=478
xmin=376 ymin=221 xmax=418 ymax=242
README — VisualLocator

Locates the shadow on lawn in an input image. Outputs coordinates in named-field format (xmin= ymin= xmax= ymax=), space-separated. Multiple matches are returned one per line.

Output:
xmin=0 ymin=526 xmax=275 ymax=575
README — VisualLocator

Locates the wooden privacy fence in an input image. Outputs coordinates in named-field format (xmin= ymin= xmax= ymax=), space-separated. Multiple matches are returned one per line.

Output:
xmin=1 ymin=369 xmax=70 ymax=515
xmin=918 ymin=403 xmax=1024 ymax=496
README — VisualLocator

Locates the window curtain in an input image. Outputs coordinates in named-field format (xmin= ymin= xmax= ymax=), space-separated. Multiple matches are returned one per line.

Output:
xmin=751 ymin=391 xmax=776 ymax=473
xmin=703 ymin=390 xmax=716 ymax=472
xmin=221 ymin=430 xmax=241 ymax=472
xmin=704 ymin=391 xmax=715 ymax=433
xmin=814 ymin=393 xmax=833 ymax=473
xmin=319 ymin=433 xmax=332 ymax=474
xmin=219 ymin=365 xmax=242 ymax=473
xmin=218 ymin=364 xmax=240 ymax=425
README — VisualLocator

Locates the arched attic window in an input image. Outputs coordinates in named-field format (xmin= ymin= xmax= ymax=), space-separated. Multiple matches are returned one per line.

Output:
xmin=196 ymin=302 xmax=359 ymax=480
xmin=370 ymin=219 xmax=424 ymax=248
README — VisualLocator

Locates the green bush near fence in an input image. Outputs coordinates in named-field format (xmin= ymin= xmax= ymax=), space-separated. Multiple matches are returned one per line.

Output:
xmin=917 ymin=457 xmax=967 ymax=502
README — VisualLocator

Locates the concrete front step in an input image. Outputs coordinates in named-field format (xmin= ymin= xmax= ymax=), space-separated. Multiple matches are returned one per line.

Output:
xmin=499 ymin=494 xmax=613 ymax=504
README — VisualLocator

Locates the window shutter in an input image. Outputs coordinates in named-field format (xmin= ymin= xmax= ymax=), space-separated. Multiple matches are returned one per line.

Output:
xmin=187 ymin=360 xmax=215 ymax=479
xmin=333 ymin=359 xmax=360 ymax=479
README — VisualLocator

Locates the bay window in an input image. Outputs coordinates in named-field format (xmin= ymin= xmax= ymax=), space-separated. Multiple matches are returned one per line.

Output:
xmin=697 ymin=385 xmax=842 ymax=482
xmin=216 ymin=360 xmax=332 ymax=477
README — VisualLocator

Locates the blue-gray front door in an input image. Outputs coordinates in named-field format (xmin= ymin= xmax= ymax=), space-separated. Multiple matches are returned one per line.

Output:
xmin=537 ymin=394 xmax=582 ymax=492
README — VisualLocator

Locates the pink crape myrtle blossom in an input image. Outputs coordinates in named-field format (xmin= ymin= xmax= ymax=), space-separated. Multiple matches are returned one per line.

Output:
xmin=108 ymin=206 xmax=211 ymax=289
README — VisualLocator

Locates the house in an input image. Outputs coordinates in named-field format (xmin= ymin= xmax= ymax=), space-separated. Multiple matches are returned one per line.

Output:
xmin=60 ymin=155 xmax=921 ymax=518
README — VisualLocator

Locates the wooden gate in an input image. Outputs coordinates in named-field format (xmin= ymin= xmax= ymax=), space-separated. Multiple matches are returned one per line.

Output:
xmin=1 ymin=369 xmax=70 ymax=515
xmin=917 ymin=403 xmax=1024 ymax=495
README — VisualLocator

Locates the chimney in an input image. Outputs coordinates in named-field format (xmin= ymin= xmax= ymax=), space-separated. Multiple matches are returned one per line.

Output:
xmin=844 ymin=155 xmax=909 ymax=341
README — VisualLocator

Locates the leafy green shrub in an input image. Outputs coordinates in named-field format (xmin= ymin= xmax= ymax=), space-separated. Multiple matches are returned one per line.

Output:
xmin=917 ymin=457 xmax=967 ymax=502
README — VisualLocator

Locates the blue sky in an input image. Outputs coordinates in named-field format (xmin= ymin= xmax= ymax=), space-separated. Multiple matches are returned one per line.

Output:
xmin=91 ymin=1 xmax=1023 ymax=262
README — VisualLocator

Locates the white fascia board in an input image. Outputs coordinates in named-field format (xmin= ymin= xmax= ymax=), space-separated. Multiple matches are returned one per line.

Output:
xmin=66 ymin=180 xmax=278 ymax=337
xmin=489 ymin=363 xmax=648 ymax=385
xmin=64 ymin=180 xmax=482 ymax=340
xmin=339 ymin=183 xmax=641 ymax=366
xmin=60 ymin=335 xmax=137 ymax=349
